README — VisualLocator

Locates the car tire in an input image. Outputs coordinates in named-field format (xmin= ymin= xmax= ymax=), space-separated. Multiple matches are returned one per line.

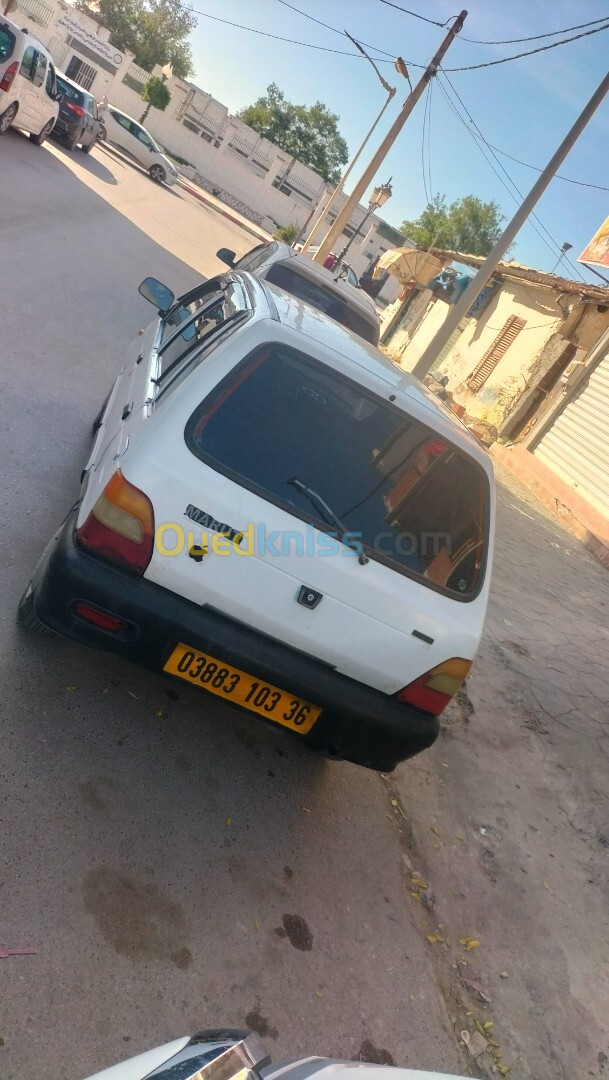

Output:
xmin=65 ymin=132 xmax=79 ymax=151
xmin=97 ymin=124 xmax=106 ymax=142
xmin=17 ymin=585 xmax=47 ymax=633
xmin=81 ymin=139 xmax=95 ymax=154
xmin=30 ymin=118 xmax=55 ymax=146
xmin=0 ymin=101 xmax=18 ymax=135
xmin=149 ymin=163 xmax=166 ymax=184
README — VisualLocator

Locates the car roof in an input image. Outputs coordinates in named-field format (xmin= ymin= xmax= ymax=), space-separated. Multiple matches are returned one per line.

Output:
xmin=270 ymin=244 xmax=379 ymax=320
xmin=241 ymin=273 xmax=490 ymax=468
xmin=3 ymin=18 xmax=47 ymax=50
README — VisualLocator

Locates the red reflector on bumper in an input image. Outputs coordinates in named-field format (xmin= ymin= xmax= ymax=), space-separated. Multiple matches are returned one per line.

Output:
xmin=74 ymin=602 xmax=125 ymax=633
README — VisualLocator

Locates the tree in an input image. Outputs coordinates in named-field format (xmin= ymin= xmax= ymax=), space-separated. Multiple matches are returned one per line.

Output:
xmin=401 ymin=194 xmax=507 ymax=257
xmin=237 ymin=83 xmax=348 ymax=185
xmin=76 ymin=0 xmax=196 ymax=79
xmin=140 ymin=75 xmax=171 ymax=124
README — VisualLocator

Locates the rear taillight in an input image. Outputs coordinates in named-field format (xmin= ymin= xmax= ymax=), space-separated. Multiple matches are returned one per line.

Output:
xmin=74 ymin=602 xmax=125 ymax=634
xmin=66 ymin=102 xmax=85 ymax=117
xmin=75 ymin=470 xmax=154 ymax=574
xmin=397 ymin=658 xmax=472 ymax=716
xmin=0 ymin=61 xmax=18 ymax=92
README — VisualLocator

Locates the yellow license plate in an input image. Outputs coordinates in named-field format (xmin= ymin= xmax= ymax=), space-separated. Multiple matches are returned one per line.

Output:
xmin=164 ymin=642 xmax=320 ymax=734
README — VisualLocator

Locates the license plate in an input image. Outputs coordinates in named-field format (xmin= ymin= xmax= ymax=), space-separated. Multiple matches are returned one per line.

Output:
xmin=163 ymin=642 xmax=320 ymax=734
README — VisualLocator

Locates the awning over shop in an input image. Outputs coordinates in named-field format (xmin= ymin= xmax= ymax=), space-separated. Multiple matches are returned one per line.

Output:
xmin=373 ymin=247 xmax=448 ymax=286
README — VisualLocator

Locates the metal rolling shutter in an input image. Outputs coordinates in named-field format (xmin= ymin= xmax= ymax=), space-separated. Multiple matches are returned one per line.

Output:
xmin=534 ymin=353 xmax=609 ymax=515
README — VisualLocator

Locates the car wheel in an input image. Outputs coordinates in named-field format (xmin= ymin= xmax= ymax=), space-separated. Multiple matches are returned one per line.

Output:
xmin=149 ymin=163 xmax=166 ymax=184
xmin=0 ymin=101 xmax=18 ymax=134
xmin=97 ymin=124 xmax=106 ymax=142
xmin=65 ymin=132 xmax=79 ymax=151
xmin=81 ymin=139 xmax=95 ymax=154
xmin=17 ymin=585 xmax=47 ymax=632
xmin=30 ymin=118 xmax=55 ymax=146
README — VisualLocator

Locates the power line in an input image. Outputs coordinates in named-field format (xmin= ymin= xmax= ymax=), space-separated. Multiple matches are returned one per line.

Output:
xmin=275 ymin=0 xmax=395 ymax=58
xmin=441 ymin=70 xmax=590 ymax=283
xmin=460 ymin=15 xmax=609 ymax=45
xmin=435 ymin=73 xmax=588 ymax=282
xmin=189 ymin=9 xmax=404 ymax=61
xmin=378 ymin=0 xmax=446 ymax=29
xmin=478 ymin=143 xmax=609 ymax=194
xmin=444 ymin=21 xmax=609 ymax=71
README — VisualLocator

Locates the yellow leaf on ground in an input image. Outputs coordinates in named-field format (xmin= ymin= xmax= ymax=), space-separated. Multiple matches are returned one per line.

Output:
xmin=154 ymin=708 xmax=164 ymax=717
xmin=65 ymin=685 xmax=77 ymax=692
xmin=225 ymin=817 xmax=232 ymax=826
xmin=315 ymin=989 xmax=325 ymax=998
xmin=430 ymin=825 xmax=441 ymax=836
xmin=455 ymin=834 xmax=465 ymax=841
xmin=411 ymin=877 xmax=428 ymax=889
xmin=426 ymin=933 xmax=444 ymax=943
xmin=483 ymin=1021 xmax=493 ymax=1030
xmin=253 ymin=917 xmax=260 ymax=931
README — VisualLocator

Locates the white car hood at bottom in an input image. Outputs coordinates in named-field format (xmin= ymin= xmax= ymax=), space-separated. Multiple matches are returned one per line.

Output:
xmin=84 ymin=1043 xmax=476 ymax=1080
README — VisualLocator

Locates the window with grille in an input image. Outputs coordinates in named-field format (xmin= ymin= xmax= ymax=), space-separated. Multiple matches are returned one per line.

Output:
xmin=467 ymin=315 xmax=526 ymax=391
xmin=65 ymin=55 xmax=96 ymax=90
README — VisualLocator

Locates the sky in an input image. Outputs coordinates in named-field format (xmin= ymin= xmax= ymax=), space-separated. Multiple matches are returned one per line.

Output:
xmin=184 ymin=0 xmax=609 ymax=284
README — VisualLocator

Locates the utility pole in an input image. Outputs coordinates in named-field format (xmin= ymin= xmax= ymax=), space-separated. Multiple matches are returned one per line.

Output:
xmin=411 ymin=68 xmax=609 ymax=381
xmin=299 ymin=33 xmax=400 ymax=255
xmin=312 ymin=11 xmax=468 ymax=267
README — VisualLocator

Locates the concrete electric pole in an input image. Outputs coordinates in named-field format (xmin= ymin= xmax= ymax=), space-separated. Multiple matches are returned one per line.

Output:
xmin=312 ymin=11 xmax=468 ymax=267
xmin=410 ymin=68 xmax=609 ymax=381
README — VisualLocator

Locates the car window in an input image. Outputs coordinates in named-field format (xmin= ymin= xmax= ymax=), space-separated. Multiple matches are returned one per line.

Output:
xmin=0 ymin=25 xmax=15 ymax=61
xmin=82 ymin=92 xmax=95 ymax=113
xmin=265 ymin=263 xmax=378 ymax=345
xmin=58 ymin=78 xmax=84 ymax=104
xmin=133 ymin=125 xmax=152 ymax=147
xmin=156 ymin=280 xmax=250 ymax=391
xmin=235 ymin=243 xmax=277 ymax=273
xmin=19 ymin=44 xmax=36 ymax=80
xmin=111 ymin=110 xmax=131 ymax=130
xmin=186 ymin=346 xmax=489 ymax=598
xmin=31 ymin=50 xmax=46 ymax=88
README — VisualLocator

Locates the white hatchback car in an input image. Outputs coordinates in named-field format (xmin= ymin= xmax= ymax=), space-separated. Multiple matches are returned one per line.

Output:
xmin=0 ymin=17 xmax=60 ymax=143
xmin=19 ymin=271 xmax=494 ymax=771
xmin=217 ymin=241 xmax=381 ymax=345
xmin=99 ymin=103 xmax=178 ymax=185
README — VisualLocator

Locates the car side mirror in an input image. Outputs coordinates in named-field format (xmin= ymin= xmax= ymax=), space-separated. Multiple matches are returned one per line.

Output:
xmin=55 ymin=91 xmax=63 ymax=103
xmin=139 ymin=276 xmax=175 ymax=314
xmin=217 ymin=248 xmax=236 ymax=268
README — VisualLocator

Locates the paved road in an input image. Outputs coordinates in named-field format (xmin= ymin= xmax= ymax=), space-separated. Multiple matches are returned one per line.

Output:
xmin=0 ymin=133 xmax=460 ymax=1078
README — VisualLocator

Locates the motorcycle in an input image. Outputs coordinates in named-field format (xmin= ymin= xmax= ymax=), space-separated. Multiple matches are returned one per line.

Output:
xmin=83 ymin=1028 xmax=476 ymax=1080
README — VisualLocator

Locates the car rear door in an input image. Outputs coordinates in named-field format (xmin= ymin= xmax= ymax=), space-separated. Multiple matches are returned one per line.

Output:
xmin=15 ymin=43 xmax=37 ymax=128
xmin=134 ymin=334 xmax=493 ymax=696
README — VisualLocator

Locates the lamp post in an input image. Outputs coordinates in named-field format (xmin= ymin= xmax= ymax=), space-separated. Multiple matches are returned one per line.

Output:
xmin=334 ymin=179 xmax=393 ymax=266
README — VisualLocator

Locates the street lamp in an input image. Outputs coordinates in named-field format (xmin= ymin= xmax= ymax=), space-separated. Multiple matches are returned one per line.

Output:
xmin=334 ymin=178 xmax=393 ymax=266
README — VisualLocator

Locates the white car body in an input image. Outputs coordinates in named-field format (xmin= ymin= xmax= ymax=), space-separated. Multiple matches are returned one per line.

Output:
xmin=99 ymin=103 xmax=178 ymax=185
xmin=0 ymin=16 xmax=59 ymax=141
xmin=217 ymin=241 xmax=380 ymax=345
xmin=82 ymin=1029 xmax=477 ymax=1080
xmin=22 ymin=271 xmax=494 ymax=772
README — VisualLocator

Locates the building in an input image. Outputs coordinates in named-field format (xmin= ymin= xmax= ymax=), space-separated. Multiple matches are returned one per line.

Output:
xmin=11 ymin=0 xmax=405 ymax=303
xmin=380 ymin=246 xmax=609 ymax=539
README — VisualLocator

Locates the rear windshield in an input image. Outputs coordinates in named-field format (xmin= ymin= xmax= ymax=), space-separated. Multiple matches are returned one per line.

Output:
xmin=0 ymin=24 xmax=15 ymax=60
xmin=265 ymin=263 xmax=379 ymax=345
xmin=56 ymin=77 xmax=84 ymax=104
xmin=185 ymin=346 xmax=489 ymax=599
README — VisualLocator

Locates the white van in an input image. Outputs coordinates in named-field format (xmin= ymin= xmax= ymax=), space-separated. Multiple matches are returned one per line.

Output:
xmin=19 ymin=271 xmax=495 ymax=772
xmin=0 ymin=17 xmax=60 ymax=143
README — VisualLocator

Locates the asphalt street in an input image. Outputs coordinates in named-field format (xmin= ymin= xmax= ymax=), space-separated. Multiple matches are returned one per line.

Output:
xmin=0 ymin=132 xmax=461 ymax=1079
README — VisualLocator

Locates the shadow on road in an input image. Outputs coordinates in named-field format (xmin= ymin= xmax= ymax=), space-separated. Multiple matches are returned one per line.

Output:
xmin=49 ymin=135 xmax=119 ymax=184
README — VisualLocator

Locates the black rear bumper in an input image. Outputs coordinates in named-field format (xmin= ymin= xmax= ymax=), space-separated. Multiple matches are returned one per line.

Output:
xmin=29 ymin=509 xmax=439 ymax=771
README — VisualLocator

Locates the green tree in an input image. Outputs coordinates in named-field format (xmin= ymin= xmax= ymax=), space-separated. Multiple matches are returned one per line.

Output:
xmin=401 ymin=193 xmax=506 ymax=257
xmin=139 ymin=75 xmax=171 ymax=124
xmin=237 ymin=83 xmax=348 ymax=185
xmin=76 ymin=0 xmax=196 ymax=79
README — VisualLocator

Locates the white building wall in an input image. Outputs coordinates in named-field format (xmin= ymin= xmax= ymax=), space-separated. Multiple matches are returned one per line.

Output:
xmin=14 ymin=0 xmax=402 ymax=263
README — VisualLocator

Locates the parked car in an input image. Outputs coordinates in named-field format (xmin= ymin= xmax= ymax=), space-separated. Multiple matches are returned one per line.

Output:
xmin=217 ymin=241 xmax=380 ymax=344
xmin=83 ymin=1027 xmax=474 ymax=1080
xmin=0 ymin=17 xmax=61 ymax=143
xmin=53 ymin=71 xmax=102 ymax=152
xmin=18 ymin=270 xmax=494 ymax=772
xmin=99 ymin=103 xmax=178 ymax=185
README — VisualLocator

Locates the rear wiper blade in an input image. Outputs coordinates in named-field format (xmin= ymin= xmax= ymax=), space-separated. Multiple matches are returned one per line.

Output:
xmin=288 ymin=476 xmax=369 ymax=566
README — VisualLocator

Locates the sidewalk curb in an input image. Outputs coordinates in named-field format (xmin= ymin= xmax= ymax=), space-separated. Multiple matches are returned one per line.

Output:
xmin=177 ymin=178 xmax=269 ymax=243
xmin=490 ymin=442 xmax=609 ymax=570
